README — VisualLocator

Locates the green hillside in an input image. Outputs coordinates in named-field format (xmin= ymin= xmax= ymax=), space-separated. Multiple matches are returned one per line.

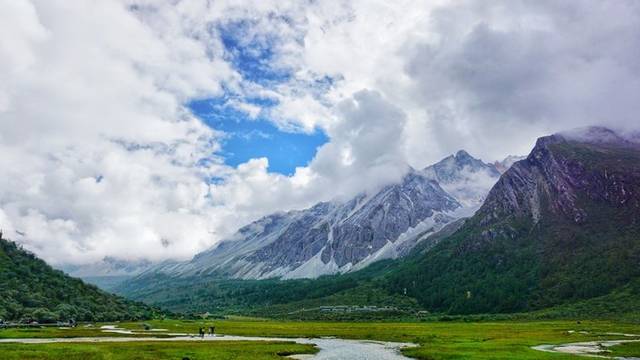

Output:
xmin=387 ymin=132 xmax=640 ymax=314
xmin=0 ymin=237 xmax=159 ymax=322
xmin=116 ymin=258 xmax=404 ymax=316
xmin=116 ymin=129 xmax=640 ymax=319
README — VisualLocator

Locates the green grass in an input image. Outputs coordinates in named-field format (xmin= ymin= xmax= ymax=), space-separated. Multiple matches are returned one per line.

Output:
xmin=115 ymin=318 xmax=640 ymax=359
xmin=610 ymin=341 xmax=640 ymax=357
xmin=0 ymin=341 xmax=317 ymax=360
xmin=3 ymin=319 xmax=640 ymax=359
xmin=0 ymin=326 xmax=170 ymax=339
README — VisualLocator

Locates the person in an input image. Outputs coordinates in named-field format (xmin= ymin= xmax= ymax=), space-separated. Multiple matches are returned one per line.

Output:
xmin=198 ymin=327 xmax=204 ymax=339
xmin=209 ymin=326 xmax=215 ymax=336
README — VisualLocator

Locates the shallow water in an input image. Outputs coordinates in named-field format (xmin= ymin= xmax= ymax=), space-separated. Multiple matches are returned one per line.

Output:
xmin=0 ymin=334 xmax=415 ymax=359
xmin=533 ymin=339 xmax=640 ymax=359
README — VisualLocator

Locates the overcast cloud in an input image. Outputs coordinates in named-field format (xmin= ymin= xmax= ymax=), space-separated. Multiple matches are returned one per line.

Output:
xmin=1 ymin=0 xmax=639 ymax=265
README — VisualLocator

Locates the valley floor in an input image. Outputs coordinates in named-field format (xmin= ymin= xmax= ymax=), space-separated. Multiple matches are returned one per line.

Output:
xmin=2 ymin=318 xmax=640 ymax=359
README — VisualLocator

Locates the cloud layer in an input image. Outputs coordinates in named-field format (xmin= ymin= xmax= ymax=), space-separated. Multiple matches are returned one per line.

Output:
xmin=1 ymin=0 xmax=640 ymax=265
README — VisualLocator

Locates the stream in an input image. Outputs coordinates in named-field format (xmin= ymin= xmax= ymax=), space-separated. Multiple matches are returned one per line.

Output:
xmin=7 ymin=327 xmax=640 ymax=359
xmin=0 ymin=333 xmax=416 ymax=359
xmin=532 ymin=334 xmax=640 ymax=359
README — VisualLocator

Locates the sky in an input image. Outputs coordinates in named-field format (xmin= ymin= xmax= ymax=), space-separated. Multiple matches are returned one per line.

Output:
xmin=1 ymin=0 xmax=640 ymax=266
xmin=188 ymin=99 xmax=327 ymax=175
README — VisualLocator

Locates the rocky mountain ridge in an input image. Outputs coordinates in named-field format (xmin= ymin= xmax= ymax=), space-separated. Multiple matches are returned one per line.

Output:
xmin=388 ymin=126 xmax=640 ymax=313
xmin=140 ymin=150 xmax=502 ymax=280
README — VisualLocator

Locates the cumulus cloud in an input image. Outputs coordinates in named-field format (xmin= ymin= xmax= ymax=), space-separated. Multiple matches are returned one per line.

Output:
xmin=208 ymin=90 xmax=409 ymax=218
xmin=0 ymin=1 xmax=407 ymax=266
xmin=0 ymin=0 xmax=237 ymax=264
xmin=402 ymin=0 xmax=640 ymax=161
xmin=2 ymin=0 xmax=640 ymax=266
xmin=307 ymin=90 xmax=409 ymax=199
xmin=250 ymin=0 xmax=640 ymax=164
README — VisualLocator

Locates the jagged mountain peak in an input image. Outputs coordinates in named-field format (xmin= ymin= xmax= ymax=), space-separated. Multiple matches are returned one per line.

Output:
xmin=480 ymin=127 xmax=640 ymax=229
xmin=424 ymin=150 xmax=499 ymax=179
xmin=493 ymin=155 xmax=526 ymax=173
xmin=422 ymin=150 xmax=500 ymax=208
xmin=453 ymin=149 xmax=480 ymax=164
xmin=390 ymin=127 xmax=640 ymax=314
xmin=558 ymin=126 xmax=631 ymax=145
xmin=135 ymin=150 xmax=501 ymax=281
xmin=455 ymin=149 xmax=471 ymax=157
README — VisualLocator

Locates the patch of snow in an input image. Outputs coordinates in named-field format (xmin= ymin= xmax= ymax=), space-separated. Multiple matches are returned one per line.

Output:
xmin=282 ymin=251 xmax=341 ymax=280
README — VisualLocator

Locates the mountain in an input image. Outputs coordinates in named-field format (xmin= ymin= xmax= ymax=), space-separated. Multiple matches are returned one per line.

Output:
xmin=423 ymin=150 xmax=502 ymax=207
xmin=115 ymin=127 xmax=640 ymax=318
xmin=387 ymin=126 xmax=640 ymax=313
xmin=493 ymin=155 xmax=526 ymax=173
xmin=0 ymin=236 xmax=158 ymax=322
xmin=60 ymin=257 xmax=153 ymax=291
xmin=137 ymin=151 xmax=500 ymax=281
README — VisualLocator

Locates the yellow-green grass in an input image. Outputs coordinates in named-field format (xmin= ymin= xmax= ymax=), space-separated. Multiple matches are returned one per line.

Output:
xmin=3 ymin=319 xmax=640 ymax=359
xmin=0 ymin=340 xmax=317 ymax=360
xmin=609 ymin=341 xmax=640 ymax=357
xmin=0 ymin=326 xmax=170 ymax=339
xmin=117 ymin=319 xmax=640 ymax=359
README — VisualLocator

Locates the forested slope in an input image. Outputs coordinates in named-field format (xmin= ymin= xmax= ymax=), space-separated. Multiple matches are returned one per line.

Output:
xmin=0 ymin=237 xmax=159 ymax=322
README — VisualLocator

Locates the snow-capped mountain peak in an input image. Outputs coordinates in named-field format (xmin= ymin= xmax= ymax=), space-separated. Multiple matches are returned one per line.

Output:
xmin=421 ymin=150 xmax=501 ymax=208
xmin=136 ymin=150 xmax=502 ymax=280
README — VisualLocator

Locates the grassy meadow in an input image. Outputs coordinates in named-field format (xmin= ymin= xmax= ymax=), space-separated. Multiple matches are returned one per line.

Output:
xmin=2 ymin=318 xmax=640 ymax=359
xmin=131 ymin=318 xmax=640 ymax=359
xmin=0 ymin=341 xmax=317 ymax=360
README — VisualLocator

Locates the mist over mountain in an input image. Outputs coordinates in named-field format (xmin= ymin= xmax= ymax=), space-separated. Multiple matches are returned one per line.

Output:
xmin=114 ymin=127 xmax=640 ymax=318
xmin=134 ymin=151 xmax=501 ymax=281
xmin=60 ymin=257 xmax=154 ymax=291
xmin=493 ymin=155 xmax=527 ymax=173
xmin=388 ymin=126 xmax=640 ymax=313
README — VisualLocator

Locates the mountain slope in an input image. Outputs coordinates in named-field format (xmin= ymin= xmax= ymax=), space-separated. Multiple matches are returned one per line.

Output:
xmin=388 ymin=127 xmax=640 ymax=314
xmin=60 ymin=257 xmax=153 ymax=291
xmin=116 ymin=127 xmax=640 ymax=318
xmin=0 ymin=237 xmax=158 ymax=322
xmin=423 ymin=150 xmax=502 ymax=207
xmin=139 ymin=151 xmax=499 ymax=281
xmin=146 ymin=170 xmax=461 ymax=280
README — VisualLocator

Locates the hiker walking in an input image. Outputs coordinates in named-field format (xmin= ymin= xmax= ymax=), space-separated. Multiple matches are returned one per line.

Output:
xmin=198 ymin=327 xmax=204 ymax=338
xmin=209 ymin=326 xmax=215 ymax=336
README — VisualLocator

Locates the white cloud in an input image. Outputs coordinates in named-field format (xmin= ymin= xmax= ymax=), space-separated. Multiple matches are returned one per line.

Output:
xmin=2 ymin=0 xmax=640 ymax=266
xmin=251 ymin=0 xmax=640 ymax=164
xmin=0 ymin=0 xmax=236 ymax=264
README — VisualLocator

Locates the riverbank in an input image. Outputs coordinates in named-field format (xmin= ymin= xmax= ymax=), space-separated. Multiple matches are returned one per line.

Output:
xmin=3 ymin=319 xmax=640 ymax=359
xmin=0 ymin=335 xmax=415 ymax=360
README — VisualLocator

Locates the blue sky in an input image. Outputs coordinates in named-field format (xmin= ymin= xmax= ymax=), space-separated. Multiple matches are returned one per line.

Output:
xmin=189 ymin=20 xmax=328 ymax=176
xmin=218 ymin=19 xmax=293 ymax=86
xmin=5 ymin=0 xmax=639 ymax=266
xmin=190 ymin=99 xmax=327 ymax=175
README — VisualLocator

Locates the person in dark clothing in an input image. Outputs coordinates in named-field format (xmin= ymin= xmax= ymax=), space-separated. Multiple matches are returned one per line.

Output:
xmin=209 ymin=326 xmax=215 ymax=336
xmin=198 ymin=327 xmax=204 ymax=338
